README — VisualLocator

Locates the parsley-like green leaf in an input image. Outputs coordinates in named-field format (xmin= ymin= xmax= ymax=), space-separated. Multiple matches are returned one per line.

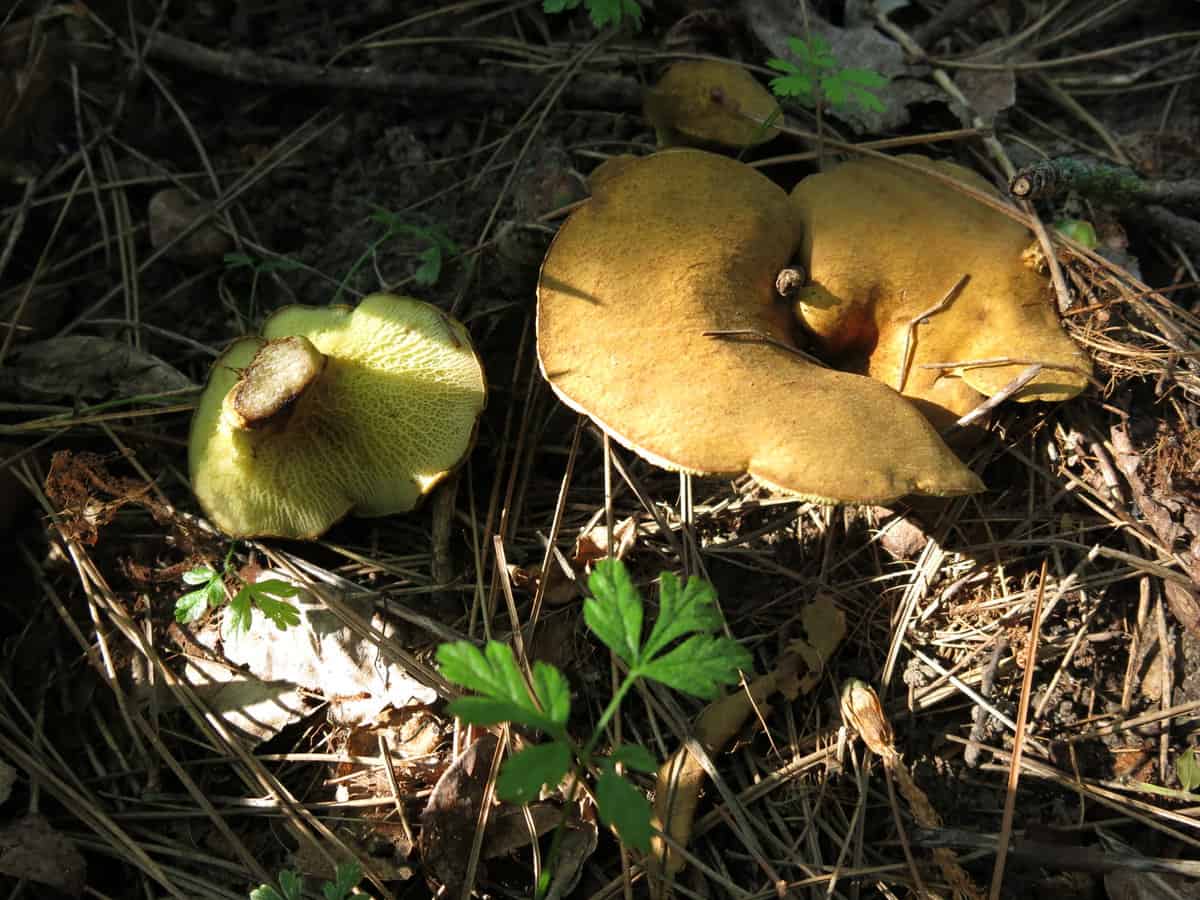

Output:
xmin=224 ymin=588 xmax=254 ymax=636
xmin=223 ymin=252 xmax=256 ymax=269
xmin=639 ymin=634 xmax=751 ymax=699
xmin=248 ymin=579 xmax=300 ymax=599
xmin=609 ymin=743 xmax=658 ymax=774
xmin=439 ymin=642 xmax=569 ymax=736
xmin=242 ymin=579 xmax=301 ymax=631
xmin=542 ymin=0 xmax=642 ymax=30
xmin=641 ymin=572 xmax=721 ymax=661
xmin=323 ymin=862 xmax=362 ymax=900
xmin=596 ymin=769 xmax=652 ymax=850
xmin=175 ymin=567 xmax=224 ymax=624
xmin=413 ymin=245 xmax=443 ymax=286
xmin=767 ymin=59 xmax=816 ymax=103
xmin=496 ymin=741 xmax=572 ymax=804
xmin=279 ymin=871 xmax=304 ymax=900
xmin=256 ymin=594 xmax=302 ymax=630
xmin=768 ymin=35 xmax=889 ymax=114
xmin=182 ymin=566 xmax=216 ymax=586
xmin=585 ymin=558 xmax=644 ymax=665
xmin=1180 ymin=748 xmax=1200 ymax=792
xmin=532 ymin=661 xmax=572 ymax=725
xmin=790 ymin=34 xmax=835 ymax=70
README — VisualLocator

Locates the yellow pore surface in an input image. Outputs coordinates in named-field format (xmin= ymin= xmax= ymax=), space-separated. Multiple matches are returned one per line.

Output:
xmin=190 ymin=294 xmax=487 ymax=539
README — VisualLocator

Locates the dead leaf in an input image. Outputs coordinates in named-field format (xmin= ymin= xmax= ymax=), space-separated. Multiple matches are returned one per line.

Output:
xmin=419 ymin=733 xmax=501 ymax=895
xmin=543 ymin=816 xmax=598 ymax=900
xmin=0 ymin=814 xmax=86 ymax=897
xmin=650 ymin=593 xmax=846 ymax=882
xmin=148 ymin=188 xmax=232 ymax=263
xmin=178 ymin=570 xmax=438 ymax=744
xmin=44 ymin=450 xmax=161 ymax=545
xmin=1164 ymin=581 xmax=1200 ymax=642
xmin=873 ymin=507 xmax=929 ymax=560
xmin=574 ymin=516 xmax=638 ymax=570
xmin=508 ymin=560 xmax=578 ymax=606
xmin=1 ymin=336 xmax=194 ymax=403
xmin=482 ymin=802 xmax=559 ymax=859
xmin=954 ymin=65 xmax=1016 ymax=124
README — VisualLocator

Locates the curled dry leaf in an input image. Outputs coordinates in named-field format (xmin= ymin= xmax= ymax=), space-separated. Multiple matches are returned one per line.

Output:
xmin=574 ymin=516 xmax=638 ymax=570
xmin=649 ymin=594 xmax=846 ymax=884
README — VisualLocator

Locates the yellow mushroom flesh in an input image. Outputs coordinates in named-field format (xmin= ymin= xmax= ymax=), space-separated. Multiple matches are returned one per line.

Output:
xmin=190 ymin=294 xmax=487 ymax=539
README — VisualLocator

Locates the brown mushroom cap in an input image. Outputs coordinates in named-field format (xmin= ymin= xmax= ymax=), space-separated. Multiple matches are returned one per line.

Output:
xmin=537 ymin=149 xmax=983 ymax=505
xmin=790 ymin=155 xmax=1091 ymax=429
xmin=643 ymin=61 xmax=781 ymax=149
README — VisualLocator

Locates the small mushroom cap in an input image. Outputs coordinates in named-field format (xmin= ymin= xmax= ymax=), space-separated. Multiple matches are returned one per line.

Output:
xmin=790 ymin=155 xmax=1091 ymax=428
xmin=643 ymin=61 xmax=781 ymax=149
xmin=537 ymin=149 xmax=983 ymax=505
xmin=190 ymin=294 xmax=487 ymax=539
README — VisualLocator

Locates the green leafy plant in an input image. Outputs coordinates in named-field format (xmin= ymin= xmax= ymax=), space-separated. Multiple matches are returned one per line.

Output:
xmin=249 ymin=861 xmax=362 ymax=900
xmin=223 ymin=251 xmax=305 ymax=323
xmin=1179 ymin=747 xmax=1200 ymax=792
xmin=176 ymin=545 xmax=301 ymax=635
xmin=543 ymin=0 xmax=643 ymax=30
xmin=334 ymin=210 xmax=460 ymax=303
xmin=767 ymin=35 xmax=889 ymax=114
xmin=437 ymin=559 xmax=750 ymax=875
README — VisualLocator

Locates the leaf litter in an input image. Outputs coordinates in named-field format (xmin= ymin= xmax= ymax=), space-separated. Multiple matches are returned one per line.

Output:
xmin=2 ymin=1 xmax=1200 ymax=897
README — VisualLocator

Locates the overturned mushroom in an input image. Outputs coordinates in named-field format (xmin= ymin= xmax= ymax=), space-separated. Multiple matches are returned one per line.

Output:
xmin=536 ymin=150 xmax=983 ymax=505
xmin=790 ymin=154 xmax=1091 ymax=430
xmin=190 ymin=294 xmax=487 ymax=539
xmin=643 ymin=60 xmax=781 ymax=149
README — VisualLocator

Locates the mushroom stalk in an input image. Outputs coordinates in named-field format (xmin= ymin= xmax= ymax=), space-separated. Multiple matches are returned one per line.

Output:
xmin=224 ymin=336 xmax=327 ymax=431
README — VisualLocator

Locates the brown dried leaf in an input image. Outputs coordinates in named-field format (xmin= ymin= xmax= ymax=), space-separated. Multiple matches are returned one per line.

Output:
xmin=574 ymin=516 xmax=638 ymax=570
xmin=1164 ymin=581 xmax=1200 ymax=641
xmin=0 ymin=814 xmax=86 ymax=897
xmin=1 ymin=335 xmax=194 ymax=402
xmin=147 ymin=188 xmax=232 ymax=263
xmin=418 ymin=733 xmax=500 ymax=895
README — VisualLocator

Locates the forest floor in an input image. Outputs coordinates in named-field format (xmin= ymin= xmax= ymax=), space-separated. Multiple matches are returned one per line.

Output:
xmin=1 ymin=1 xmax=1200 ymax=898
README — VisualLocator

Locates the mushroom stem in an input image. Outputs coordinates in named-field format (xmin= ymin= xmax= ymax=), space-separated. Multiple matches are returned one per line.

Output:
xmin=224 ymin=335 xmax=327 ymax=431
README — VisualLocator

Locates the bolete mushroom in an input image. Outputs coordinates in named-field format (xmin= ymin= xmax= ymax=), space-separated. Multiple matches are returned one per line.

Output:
xmin=790 ymin=154 xmax=1091 ymax=430
xmin=190 ymin=293 xmax=487 ymax=539
xmin=643 ymin=60 xmax=781 ymax=149
xmin=536 ymin=149 xmax=983 ymax=505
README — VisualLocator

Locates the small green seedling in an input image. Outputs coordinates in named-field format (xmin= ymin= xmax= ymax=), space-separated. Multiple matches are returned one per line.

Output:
xmin=543 ymin=0 xmax=643 ymax=30
xmin=223 ymin=252 xmax=305 ymax=323
xmin=334 ymin=210 xmax=459 ymax=304
xmin=767 ymin=35 xmax=889 ymax=114
xmin=249 ymin=861 xmax=362 ymax=900
xmin=1179 ymin=747 xmax=1200 ymax=792
xmin=176 ymin=545 xmax=301 ymax=635
xmin=1054 ymin=218 xmax=1099 ymax=250
xmin=437 ymin=559 xmax=750 ymax=894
